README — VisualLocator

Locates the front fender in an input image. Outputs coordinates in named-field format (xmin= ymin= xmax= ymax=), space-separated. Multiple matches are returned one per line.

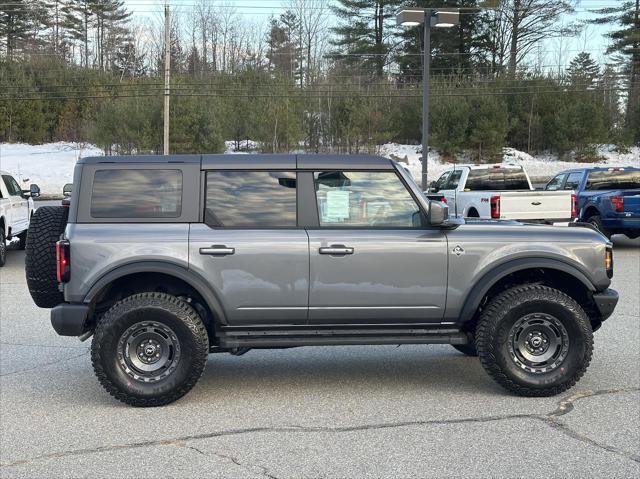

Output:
xmin=456 ymin=257 xmax=597 ymax=324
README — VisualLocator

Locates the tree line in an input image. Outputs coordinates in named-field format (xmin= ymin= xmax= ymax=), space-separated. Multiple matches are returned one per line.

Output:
xmin=0 ymin=1 xmax=638 ymax=160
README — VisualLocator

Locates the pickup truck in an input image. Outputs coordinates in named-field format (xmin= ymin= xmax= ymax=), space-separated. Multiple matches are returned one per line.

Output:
xmin=545 ymin=167 xmax=640 ymax=239
xmin=0 ymin=170 xmax=40 ymax=266
xmin=427 ymin=164 xmax=576 ymax=223
xmin=24 ymin=154 xmax=618 ymax=406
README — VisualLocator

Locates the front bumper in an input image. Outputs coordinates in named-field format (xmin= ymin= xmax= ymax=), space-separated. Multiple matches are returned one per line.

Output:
xmin=51 ymin=303 xmax=90 ymax=336
xmin=592 ymin=288 xmax=619 ymax=321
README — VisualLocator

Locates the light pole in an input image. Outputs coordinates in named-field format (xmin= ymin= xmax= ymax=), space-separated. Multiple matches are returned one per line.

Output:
xmin=397 ymin=9 xmax=459 ymax=190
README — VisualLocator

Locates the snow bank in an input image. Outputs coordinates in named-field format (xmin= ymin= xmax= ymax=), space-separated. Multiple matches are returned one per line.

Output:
xmin=224 ymin=139 xmax=260 ymax=153
xmin=0 ymin=142 xmax=103 ymax=195
xmin=379 ymin=143 xmax=640 ymax=182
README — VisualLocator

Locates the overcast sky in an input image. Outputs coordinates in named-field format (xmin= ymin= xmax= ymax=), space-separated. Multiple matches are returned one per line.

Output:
xmin=122 ymin=0 xmax=621 ymax=69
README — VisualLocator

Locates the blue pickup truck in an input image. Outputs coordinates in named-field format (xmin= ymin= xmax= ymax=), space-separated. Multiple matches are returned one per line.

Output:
xmin=545 ymin=167 xmax=640 ymax=239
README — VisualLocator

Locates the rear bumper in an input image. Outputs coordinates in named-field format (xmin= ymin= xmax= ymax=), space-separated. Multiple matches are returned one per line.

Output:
xmin=51 ymin=303 xmax=90 ymax=336
xmin=592 ymin=288 xmax=619 ymax=321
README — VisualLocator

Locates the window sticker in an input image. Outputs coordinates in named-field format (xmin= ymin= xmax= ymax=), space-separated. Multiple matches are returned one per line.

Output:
xmin=324 ymin=190 xmax=351 ymax=221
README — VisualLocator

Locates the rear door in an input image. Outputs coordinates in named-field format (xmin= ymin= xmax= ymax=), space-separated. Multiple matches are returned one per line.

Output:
xmin=306 ymin=169 xmax=448 ymax=324
xmin=189 ymin=169 xmax=309 ymax=325
xmin=1 ymin=174 xmax=28 ymax=233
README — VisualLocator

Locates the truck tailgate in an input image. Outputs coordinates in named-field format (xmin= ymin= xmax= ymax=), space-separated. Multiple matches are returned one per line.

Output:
xmin=621 ymin=190 xmax=640 ymax=214
xmin=498 ymin=191 xmax=573 ymax=221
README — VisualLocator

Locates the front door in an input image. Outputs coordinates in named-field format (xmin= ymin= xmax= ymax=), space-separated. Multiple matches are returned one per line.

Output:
xmin=1 ymin=175 xmax=28 ymax=233
xmin=189 ymin=170 xmax=309 ymax=326
xmin=307 ymin=170 xmax=448 ymax=324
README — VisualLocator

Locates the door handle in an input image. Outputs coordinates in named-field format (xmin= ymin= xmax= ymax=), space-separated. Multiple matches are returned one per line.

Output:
xmin=200 ymin=245 xmax=235 ymax=256
xmin=319 ymin=245 xmax=354 ymax=255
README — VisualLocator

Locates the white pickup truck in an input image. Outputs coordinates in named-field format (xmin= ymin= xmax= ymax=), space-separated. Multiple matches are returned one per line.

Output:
xmin=0 ymin=171 xmax=40 ymax=267
xmin=426 ymin=164 xmax=576 ymax=222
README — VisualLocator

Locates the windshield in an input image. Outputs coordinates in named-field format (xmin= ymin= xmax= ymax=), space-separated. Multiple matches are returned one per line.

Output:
xmin=586 ymin=170 xmax=640 ymax=190
xmin=465 ymin=168 xmax=530 ymax=191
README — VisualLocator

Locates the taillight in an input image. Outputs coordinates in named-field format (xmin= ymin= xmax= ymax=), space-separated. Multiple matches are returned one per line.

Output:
xmin=611 ymin=196 xmax=624 ymax=213
xmin=440 ymin=197 xmax=447 ymax=204
xmin=490 ymin=195 xmax=501 ymax=219
xmin=56 ymin=240 xmax=70 ymax=283
xmin=571 ymin=194 xmax=577 ymax=218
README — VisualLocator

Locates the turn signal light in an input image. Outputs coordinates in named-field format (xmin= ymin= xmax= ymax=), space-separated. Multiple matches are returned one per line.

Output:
xmin=571 ymin=194 xmax=577 ymax=218
xmin=605 ymin=248 xmax=613 ymax=278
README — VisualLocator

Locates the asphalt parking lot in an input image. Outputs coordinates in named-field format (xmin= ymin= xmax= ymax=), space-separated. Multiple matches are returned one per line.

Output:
xmin=0 ymin=235 xmax=638 ymax=478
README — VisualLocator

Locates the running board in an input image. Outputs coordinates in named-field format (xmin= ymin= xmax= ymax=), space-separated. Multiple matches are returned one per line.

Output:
xmin=216 ymin=325 xmax=469 ymax=348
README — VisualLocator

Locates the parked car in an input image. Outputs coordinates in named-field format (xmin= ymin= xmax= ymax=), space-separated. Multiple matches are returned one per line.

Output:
xmin=426 ymin=164 xmax=576 ymax=223
xmin=545 ymin=167 xmax=640 ymax=239
xmin=25 ymin=154 xmax=617 ymax=406
xmin=0 ymin=171 xmax=40 ymax=267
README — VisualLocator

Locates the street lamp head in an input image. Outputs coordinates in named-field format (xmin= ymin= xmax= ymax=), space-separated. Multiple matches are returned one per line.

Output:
xmin=432 ymin=11 xmax=460 ymax=28
xmin=396 ymin=9 xmax=426 ymax=26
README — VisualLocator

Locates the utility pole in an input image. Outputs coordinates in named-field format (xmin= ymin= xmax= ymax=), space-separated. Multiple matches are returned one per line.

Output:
xmin=421 ymin=9 xmax=431 ymax=191
xmin=163 ymin=5 xmax=171 ymax=155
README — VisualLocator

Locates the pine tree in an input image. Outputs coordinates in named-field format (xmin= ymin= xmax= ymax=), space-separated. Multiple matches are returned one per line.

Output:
xmin=0 ymin=1 xmax=38 ymax=59
xmin=329 ymin=0 xmax=404 ymax=78
xmin=266 ymin=12 xmax=301 ymax=81
xmin=589 ymin=0 xmax=640 ymax=143
xmin=567 ymin=52 xmax=600 ymax=88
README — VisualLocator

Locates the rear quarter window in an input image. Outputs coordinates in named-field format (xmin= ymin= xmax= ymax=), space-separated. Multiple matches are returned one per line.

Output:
xmin=90 ymin=169 xmax=182 ymax=218
xmin=465 ymin=168 xmax=529 ymax=191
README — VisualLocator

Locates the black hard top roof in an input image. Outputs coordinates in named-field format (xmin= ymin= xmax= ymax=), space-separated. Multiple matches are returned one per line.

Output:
xmin=78 ymin=153 xmax=395 ymax=170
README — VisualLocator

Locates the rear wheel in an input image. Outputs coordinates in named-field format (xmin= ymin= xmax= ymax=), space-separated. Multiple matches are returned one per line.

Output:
xmin=91 ymin=292 xmax=209 ymax=407
xmin=25 ymin=206 xmax=68 ymax=308
xmin=476 ymin=285 xmax=593 ymax=397
xmin=586 ymin=215 xmax=611 ymax=239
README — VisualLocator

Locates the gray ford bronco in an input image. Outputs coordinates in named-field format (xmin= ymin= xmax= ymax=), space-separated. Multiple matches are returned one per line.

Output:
xmin=25 ymin=154 xmax=619 ymax=406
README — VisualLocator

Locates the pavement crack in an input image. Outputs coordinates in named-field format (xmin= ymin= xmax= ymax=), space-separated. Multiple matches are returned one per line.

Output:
xmin=2 ymin=388 xmax=639 ymax=469
xmin=0 ymin=350 xmax=88 ymax=377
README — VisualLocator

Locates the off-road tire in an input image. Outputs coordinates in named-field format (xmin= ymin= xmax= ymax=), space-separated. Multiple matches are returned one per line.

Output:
xmin=25 ymin=206 xmax=68 ymax=308
xmin=91 ymin=293 xmax=209 ymax=407
xmin=586 ymin=215 xmax=611 ymax=239
xmin=452 ymin=343 xmax=478 ymax=357
xmin=476 ymin=285 xmax=593 ymax=397
xmin=0 ymin=230 xmax=6 ymax=267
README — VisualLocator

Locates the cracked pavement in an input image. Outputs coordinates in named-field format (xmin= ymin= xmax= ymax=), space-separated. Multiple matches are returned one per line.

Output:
xmin=1 ymin=236 xmax=639 ymax=478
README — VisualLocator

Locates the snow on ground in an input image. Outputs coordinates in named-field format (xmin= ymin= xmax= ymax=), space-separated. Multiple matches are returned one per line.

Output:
xmin=224 ymin=139 xmax=259 ymax=153
xmin=0 ymin=142 xmax=103 ymax=195
xmin=0 ymin=141 xmax=638 ymax=196
xmin=379 ymin=143 xmax=640 ymax=182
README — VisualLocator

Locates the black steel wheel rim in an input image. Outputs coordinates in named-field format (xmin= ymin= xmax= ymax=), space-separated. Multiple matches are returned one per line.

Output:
xmin=117 ymin=321 xmax=181 ymax=383
xmin=507 ymin=313 xmax=569 ymax=374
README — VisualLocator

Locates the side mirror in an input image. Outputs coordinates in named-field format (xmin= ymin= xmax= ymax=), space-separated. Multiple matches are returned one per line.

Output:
xmin=63 ymin=183 xmax=73 ymax=197
xmin=428 ymin=181 xmax=438 ymax=193
xmin=30 ymin=184 xmax=41 ymax=198
xmin=428 ymin=200 xmax=449 ymax=226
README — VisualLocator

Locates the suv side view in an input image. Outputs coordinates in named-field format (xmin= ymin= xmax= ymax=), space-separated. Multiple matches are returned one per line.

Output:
xmin=25 ymin=154 xmax=619 ymax=406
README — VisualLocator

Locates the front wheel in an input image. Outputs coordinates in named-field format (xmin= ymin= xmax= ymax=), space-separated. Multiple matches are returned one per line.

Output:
xmin=91 ymin=292 xmax=209 ymax=407
xmin=476 ymin=285 xmax=593 ymax=397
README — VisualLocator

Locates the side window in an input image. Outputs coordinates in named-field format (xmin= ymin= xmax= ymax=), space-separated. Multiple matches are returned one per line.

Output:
xmin=314 ymin=171 xmax=422 ymax=228
xmin=432 ymin=171 xmax=450 ymax=192
xmin=545 ymin=174 xmax=566 ymax=191
xmin=91 ymin=169 xmax=182 ymax=218
xmin=446 ymin=170 xmax=463 ymax=190
xmin=205 ymin=171 xmax=297 ymax=228
xmin=564 ymin=172 xmax=583 ymax=190
xmin=2 ymin=175 xmax=22 ymax=196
